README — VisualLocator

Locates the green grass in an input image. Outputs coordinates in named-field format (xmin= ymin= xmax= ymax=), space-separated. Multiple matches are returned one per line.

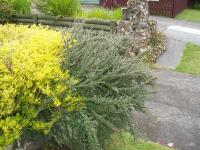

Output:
xmin=10 ymin=0 xmax=30 ymax=14
xmin=176 ymin=43 xmax=200 ymax=75
xmin=78 ymin=8 xmax=122 ymax=21
xmin=107 ymin=132 xmax=172 ymax=150
xmin=176 ymin=3 xmax=200 ymax=22
xmin=38 ymin=0 xmax=122 ymax=20
xmin=40 ymin=0 xmax=82 ymax=16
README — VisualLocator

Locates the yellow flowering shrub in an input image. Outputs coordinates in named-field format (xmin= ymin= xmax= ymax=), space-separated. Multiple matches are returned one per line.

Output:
xmin=0 ymin=24 xmax=83 ymax=148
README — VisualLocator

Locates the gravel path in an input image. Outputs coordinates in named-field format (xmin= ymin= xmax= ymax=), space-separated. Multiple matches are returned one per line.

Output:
xmin=150 ymin=16 xmax=200 ymax=68
xmin=132 ymin=17 xmax=200 ymax=150
xmin=134 ymin=17 xmax=200 ymax=150
xmin=133 ymin=69 xmax=200 ymax=150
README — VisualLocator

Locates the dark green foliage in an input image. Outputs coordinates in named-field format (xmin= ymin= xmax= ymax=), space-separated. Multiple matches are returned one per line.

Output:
xmin=0 ymin=0 xmax=30 ymax=21
xmin=0 ymin=0 xmax=12 ymax=21
xmin=16 ymin=28 xmax=154 ymax=150
xmin=196 ymin=0 xmax=200 ymax=4
xmin=47 ymin=28 xmax=154 ymax=150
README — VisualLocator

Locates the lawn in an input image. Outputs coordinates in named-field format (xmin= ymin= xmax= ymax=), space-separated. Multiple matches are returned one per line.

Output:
xmin=176 ymin=3 xmax=200 ymax=22
xmin=176 ymin=43 xmax=200 ymax=75
xmin=78 ymin=8 xmax=122 ymax=21
xmin=108 ymin=132 xmax=172 ymax=150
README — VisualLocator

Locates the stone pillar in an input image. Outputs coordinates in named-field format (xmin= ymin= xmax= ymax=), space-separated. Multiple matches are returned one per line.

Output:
xmin=117 ymin=0 xmax=150 ymax=53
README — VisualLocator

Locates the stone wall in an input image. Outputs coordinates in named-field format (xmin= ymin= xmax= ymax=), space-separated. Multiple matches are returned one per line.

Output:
xmin=117 ymin=0 xmax=156 ymax=54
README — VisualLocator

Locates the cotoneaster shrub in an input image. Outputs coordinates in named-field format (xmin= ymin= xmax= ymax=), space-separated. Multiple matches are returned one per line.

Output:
xmin=42 ymin=28 xmax=154 ymax=150
xmin=0 ymin=24 xmax=83 ymax=149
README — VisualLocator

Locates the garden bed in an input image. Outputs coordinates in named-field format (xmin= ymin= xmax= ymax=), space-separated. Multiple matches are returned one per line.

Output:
xmin=0 ymin=1 xmax=168 ymax=149
xmin=0 ymin=0 xmax=166 ymax=65
xmin=0 ymin=23 xmax=155 ymax=150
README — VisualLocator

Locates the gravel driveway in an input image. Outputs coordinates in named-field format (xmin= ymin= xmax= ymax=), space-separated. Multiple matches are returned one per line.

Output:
xmin=150 ymin=16 xmax=200 ymax=68
xmin=133 ymin=69 xmax=200 ymax=150
xmin=133 ymin=17 xmax=200 ymax=150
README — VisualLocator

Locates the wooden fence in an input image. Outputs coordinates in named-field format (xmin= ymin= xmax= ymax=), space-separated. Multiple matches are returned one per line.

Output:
xmin=149 ymin=0 xmax=174 ymax=17
xmin=100 ymin=0 xmax=196 ymax=17
xmin=5 ymin=14 xmax=117 ymax=33
xmin=148 ymin=0 xmax=195 ymax=17
xmin=100 ymin=0 xmax=127 ymax=8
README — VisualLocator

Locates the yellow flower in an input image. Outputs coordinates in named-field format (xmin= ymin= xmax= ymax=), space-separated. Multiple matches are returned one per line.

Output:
xmin=53 ymin=98 xmax=62 ymax=107
xmin=73 ymin=39 xmax=78 ymax=43
xmin=68 ymin=44 xmax=73 ymax=48
xmin=0 ymin=24 xmax=84 ymax=148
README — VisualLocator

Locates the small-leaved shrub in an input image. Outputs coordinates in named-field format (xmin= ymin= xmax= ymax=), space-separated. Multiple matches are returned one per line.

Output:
xmin=143 ymin=30 xmax=166 ymax=63
xmin=0 ymin=25 xmax=154 ymax=150
xmin=44 ymin=27 xmax=154 ymax=150
xmin=0 ymin=24 xmax=83 ymax=149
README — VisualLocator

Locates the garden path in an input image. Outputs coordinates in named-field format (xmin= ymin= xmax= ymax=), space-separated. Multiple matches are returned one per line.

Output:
xmin=133 ymin=69 xmax=200 ymax=150
xmin=150 ymin=16 xmax=200 ymax=69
